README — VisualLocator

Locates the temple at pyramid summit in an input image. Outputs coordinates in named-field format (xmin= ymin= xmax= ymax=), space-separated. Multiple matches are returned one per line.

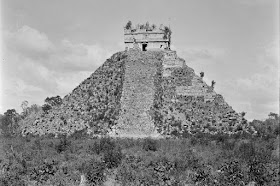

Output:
xmin=20 ymin=22 xmax=255 ymax=138
xmin=124 ymin=21 xmax=171 ymax=51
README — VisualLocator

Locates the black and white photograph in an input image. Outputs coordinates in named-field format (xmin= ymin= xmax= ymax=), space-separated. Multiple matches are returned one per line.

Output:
xmin=0 ymin=0 xmax=279 ymax=185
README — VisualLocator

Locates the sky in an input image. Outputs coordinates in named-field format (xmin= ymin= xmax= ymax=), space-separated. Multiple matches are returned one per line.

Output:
xmin=0 ymin=0 xmax=279 ymax=121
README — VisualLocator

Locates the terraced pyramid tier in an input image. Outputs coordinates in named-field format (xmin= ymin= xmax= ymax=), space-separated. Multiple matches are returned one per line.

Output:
xmin=151 ymin=51 xmax=255 ymax=136
xmin=21 ymin=50 xmax=255 ymax=137
xmin=21 ymin=52 xmax=127 ymax=136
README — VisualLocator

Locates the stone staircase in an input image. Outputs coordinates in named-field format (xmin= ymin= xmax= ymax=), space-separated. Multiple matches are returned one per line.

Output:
xmin=114 ymin=51 xmax=163 ymax=137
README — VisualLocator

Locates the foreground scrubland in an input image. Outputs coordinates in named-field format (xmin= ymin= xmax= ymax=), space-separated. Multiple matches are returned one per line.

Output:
xmin=0 ymin=128 xmax=279 ymax=186
xmin=0 ymin=111 xmax=279 ymax=185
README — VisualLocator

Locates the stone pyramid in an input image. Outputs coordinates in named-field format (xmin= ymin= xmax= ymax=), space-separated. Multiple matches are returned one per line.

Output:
xmin=21 ymin=50 xmax=254 ymax=137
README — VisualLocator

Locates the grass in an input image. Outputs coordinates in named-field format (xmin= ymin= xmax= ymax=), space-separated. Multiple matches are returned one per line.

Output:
xmin=0 ymin=133 xmax=279 ymax=186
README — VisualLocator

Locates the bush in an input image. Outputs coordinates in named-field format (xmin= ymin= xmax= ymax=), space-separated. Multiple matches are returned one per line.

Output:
xmin=236 ymin=142 xmax=255 ymax=161
xmin=142 ymin=138 xmax=157 ymax=151
xmin=0 ymin=173 xmax=26 ymax=186
xmin=103 ymin=147 xmax=123 ymax=169
xmin=88 ymin=140 xmax=102 ymax=155
xmin=222 ymin=139 xmax=236 ymax=151
xmin=0 ymin=157 xmax=26 ymax=186
xmin=190 ymin=136 xmax=199 ymax=145
xmin=163 ymin=26 xmax=171 ymax=39
xmin=189 ymin=166 xmax=215 ymax=185
xmin=70 ymin=129 xmax=87 ymax=140
xmin=149 ymin=157 xmax=179 ymax=185
xmin=55 ymin=135 xmax=71 ymax=153
xmin=125 ymin=21 xmax=132 ymax=30
xmin=116 ymin=155 xmax=182 ymax=185
xmin=42 ymin=104 xmax=52 ymax=113
xmin=0 ymin=132 xmax=278 ymax=185
xmin=79 ymin=159 xmax=106 ymax=186
xmin=88 ymin=137 xmax=116 ymax=155
xmin=99 ymin=137 xmax=116 ymax=153
xmin=29 ymin=159 xmax=59 ymax=184
xmin=116 ymin=155 xmax=143 ymax=185
xmin=247 ymin=156 xmax=270 ymax=185
xmin=216 ymin=160 xmax=247 ymax=185
xmin=174 ymin=149 xmax=200 ymax=171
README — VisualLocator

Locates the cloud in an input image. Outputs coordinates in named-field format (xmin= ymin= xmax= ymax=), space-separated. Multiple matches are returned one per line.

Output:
xmin=218 ymin=42 xmax=279 ymax=121
xmin=225 ymin=79 xmax=278 ymax=121
xmin=48 ymin=39 xmax=112 ymax=72
xmin=237 ymin=0 xmax=275 ymax=6
xmin=175 ymin=42 xmax=278 ymax=121
xmin=1 ymin=25 xmax=114 ymax=113
xmin=176 ymin=46 xmax=226 ymax=62
xmin=4 ymin=26 xmax=53 ymax=59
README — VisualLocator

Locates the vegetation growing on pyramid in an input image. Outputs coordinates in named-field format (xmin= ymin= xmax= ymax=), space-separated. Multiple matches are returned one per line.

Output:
xmin=18 ymin=50 xmax=257 ymax=137
xmin=151 ymin=61 xmax=255 ymax=136
xmin=1 ymin=49 xmax=279 ymax=185
xmin=20 ymin=52 xmax=128 ymax=136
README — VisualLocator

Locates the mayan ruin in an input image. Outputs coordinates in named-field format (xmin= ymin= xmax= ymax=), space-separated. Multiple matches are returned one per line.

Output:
xmin=124 ymin=21 xmax=171 ymax=51
xmin=17 ymin=22 xmax=257 ymax=138
xmin=1 ymin=1 xmax=279 ymax=184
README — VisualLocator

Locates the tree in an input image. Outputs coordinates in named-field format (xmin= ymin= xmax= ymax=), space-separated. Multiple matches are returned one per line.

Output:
xmin=42 ymin=104 xmax=52 ymax=113
xmin=211 ymin=80 xmax=216 ymax=88
xmin=4 ymin=109 xmax=17 ymax=118
xmin=21 ymin=100 xmax=29 ymax=117
xmin=42 ymin=96 xmax=62 ymax=113
xmin=0 ymin=109 xmax=21 ymax=136
xmin=45 ymin=96 xmax=62 ymax=107
xmin=241 ymin=112 xmax=246 ymax=117
xmin=163 ymin=26 xmax=172 ymax=48
xmin=268 ymin=112 xmax=278 ymax=120
xmin=125 ymin=20 xmax=132 ymax=30
xmin=145 ymin=21 xmax=150 ymax=30
xmin=29 ymin=104 xmax=41 ymax=113
xmin=200 ymin=72 xmax=204 ymax=78
xmin=163 ymin=26 xmax=172 ymax=39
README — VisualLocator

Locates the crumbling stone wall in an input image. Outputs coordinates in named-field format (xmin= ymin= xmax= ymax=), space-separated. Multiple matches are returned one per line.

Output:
xmin=176 ymin=75 xmax=216 ymax=102
xmin=114 ymin=51 xmax=163 ymax=137
xmin=124 ymin=26 xmax=170 ymax=51
xmin=162 ymin=51 xmax=185 ymax=68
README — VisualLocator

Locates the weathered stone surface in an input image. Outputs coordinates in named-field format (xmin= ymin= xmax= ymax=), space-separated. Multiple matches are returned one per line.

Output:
xmin=124 ymin=23 xmax=170 ymax=51
xmin=21 ymin=52 xmax=127 ymax=136
xmin=114 ymin=51 xmax=163 ymax=138
xmin=20 ymin=50 xmax=255 ymax=137
xmin=162 ymin=50 xmax=185 ymax=68
xmin=176 ymin=75 xmax=215 ymax=102
xmin=151 ymin=52 xmax=254 ymax=136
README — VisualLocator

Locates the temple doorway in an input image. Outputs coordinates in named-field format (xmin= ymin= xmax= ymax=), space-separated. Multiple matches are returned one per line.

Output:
xmin=142 ymin=44 xmax=147 ymax=51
